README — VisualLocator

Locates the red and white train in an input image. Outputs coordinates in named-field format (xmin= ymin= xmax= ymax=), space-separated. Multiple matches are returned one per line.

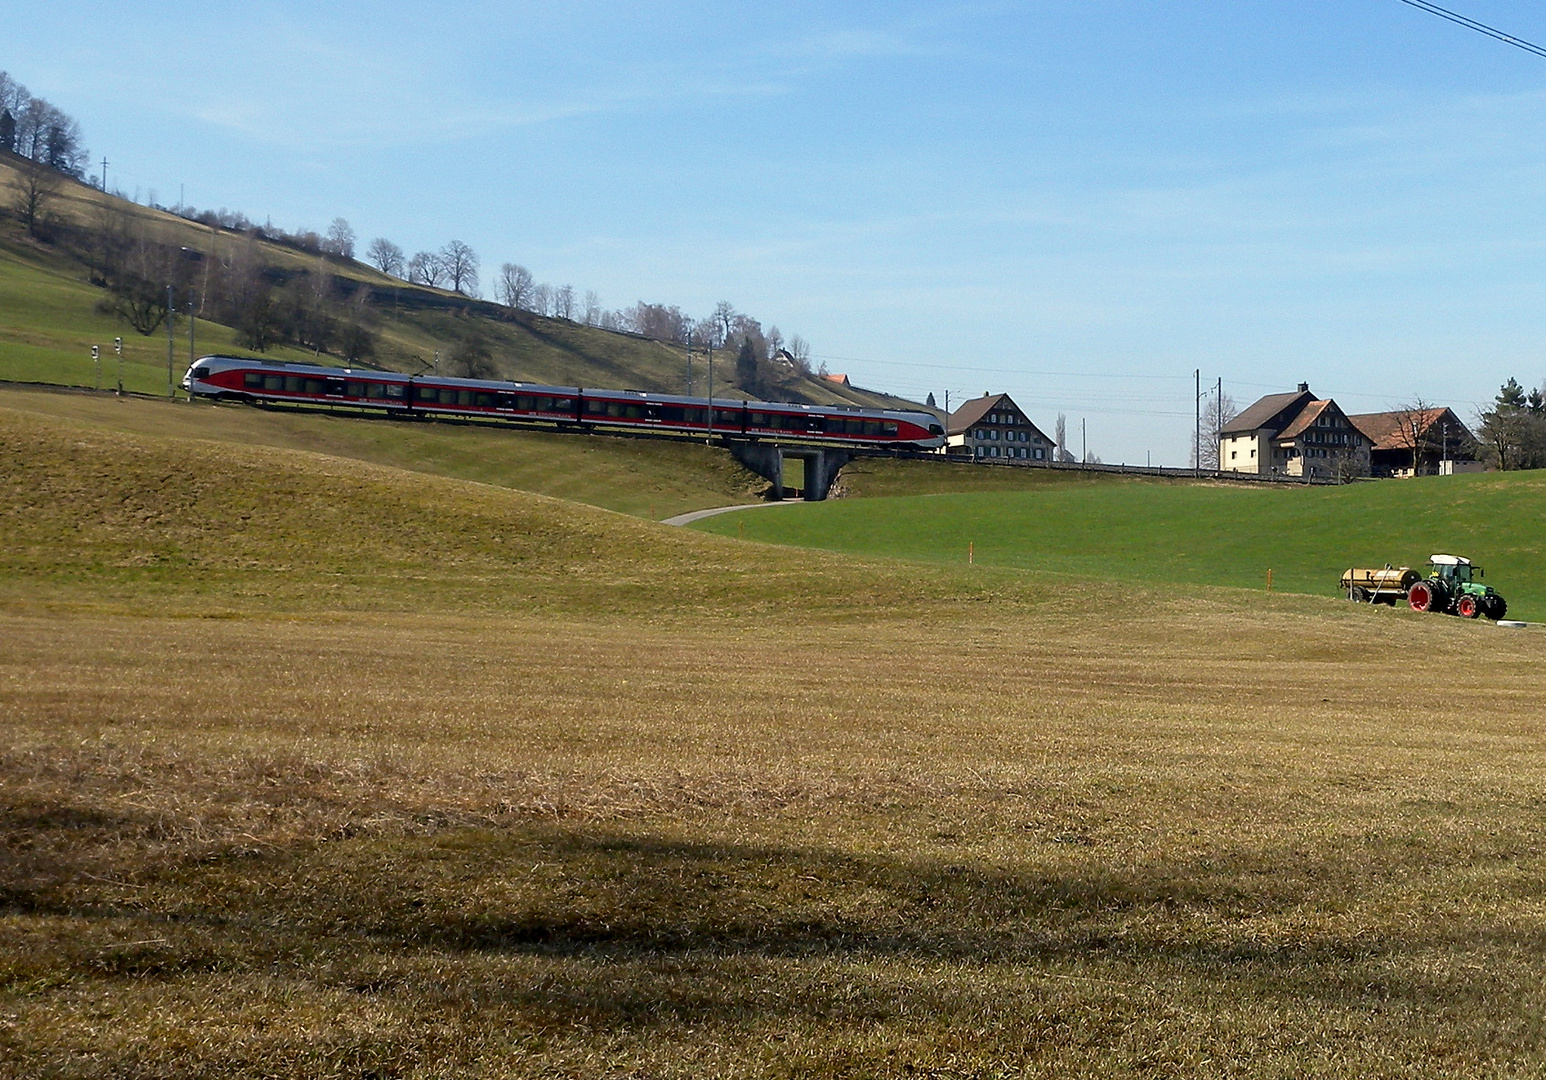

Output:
xmin=181 ymin=355 xmax=946 ymax=450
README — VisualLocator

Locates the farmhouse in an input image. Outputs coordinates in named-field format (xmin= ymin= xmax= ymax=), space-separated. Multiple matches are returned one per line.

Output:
xmin=1220 ymin=384 xmax=1372 ymax=479
xmin=947 ymin=393 xmax=1056 ymax=462
xmin=1347 ymin=407 xmax=1480 ymax=477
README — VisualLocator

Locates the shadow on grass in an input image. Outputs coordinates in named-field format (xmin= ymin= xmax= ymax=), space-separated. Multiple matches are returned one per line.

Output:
xmin=4 ymin=816 xmax=1530 ymax=1032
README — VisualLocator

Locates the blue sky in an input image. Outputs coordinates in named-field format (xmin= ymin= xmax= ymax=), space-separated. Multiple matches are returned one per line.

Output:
xmin=9 ymin=1 xmax=1546 ymax=464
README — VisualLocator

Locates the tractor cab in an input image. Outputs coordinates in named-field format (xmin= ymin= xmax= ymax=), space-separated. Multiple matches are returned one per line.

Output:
xmin=1430 ymin=554 xmax=1479 ymax=585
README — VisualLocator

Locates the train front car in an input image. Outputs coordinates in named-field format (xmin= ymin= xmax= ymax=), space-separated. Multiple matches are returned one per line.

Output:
xmin=886 ymin=409 xmax=946 ymax=450
xmin=181 ymin=355 xmax=412 ymax=411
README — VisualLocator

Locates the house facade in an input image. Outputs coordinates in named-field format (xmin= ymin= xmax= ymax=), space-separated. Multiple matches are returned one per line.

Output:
xmin=1220 ymin=383 xmax=1372 ymax=479
xmin=947 ymin=393 xmax=1055 ymax=462
xmin=1347 ymin=407 xmax=1479 ymax=477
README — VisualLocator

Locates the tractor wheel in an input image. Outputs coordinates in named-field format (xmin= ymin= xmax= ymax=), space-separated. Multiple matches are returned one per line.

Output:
xmin=1349 ymin=586 xmax=1371 ymax=604
xmin=1486 ymin=596 xmax=1508 ymax=621
xmin=1456 ymin=594 xmax=1481 ymax=619
xmin=1407 ymin=581 xmax=1437 ymax=612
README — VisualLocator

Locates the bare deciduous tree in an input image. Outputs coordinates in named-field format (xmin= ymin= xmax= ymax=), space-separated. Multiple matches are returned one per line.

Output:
xmin=712 ymin=301 xmax=735 ymax=345
xmin=496 ymin=263 xmax=534 ymax=310
xmin=1389 ymin=397 xmax=1440 ymax=476
xmin=788 ymin=334 xmax=810 ymax=370
xmin=323 ymin=218 xmax=356 ymax=260
xmin=366 ymin=237 xmax=405 ymax=277
xmin=440 ymin=240 xmax=479 ymax=295
xmin=530 ymin=283 xmax=552 ymax=316
xmin=1194 ymin=390 xmax=1238 ymax=471
xmin=582 ymin=290 xmax=602 ymax=326
xmin=408 ymin=251 xmax=445 ymax=287
xmin=9 ymin=156 xmax=63 ymax=238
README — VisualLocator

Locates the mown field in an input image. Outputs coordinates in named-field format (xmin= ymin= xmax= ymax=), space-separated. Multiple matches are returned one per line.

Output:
xmin=5 ymin=397 xmax=1546 ymax=1078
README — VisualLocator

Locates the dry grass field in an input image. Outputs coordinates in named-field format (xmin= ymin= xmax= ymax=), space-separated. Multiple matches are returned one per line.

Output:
xmin=5 ymin=401 xmax=1546 ymax=1077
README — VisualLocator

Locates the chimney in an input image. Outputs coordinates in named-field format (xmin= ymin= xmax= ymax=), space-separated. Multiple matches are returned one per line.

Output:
xmin=1297 ymin=382 xmax=1309 ymax=393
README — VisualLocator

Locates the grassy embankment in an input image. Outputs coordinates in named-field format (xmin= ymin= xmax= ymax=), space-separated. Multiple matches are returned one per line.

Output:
xmin=5 ymin=400 xmax=1546 ymax=1077
xmin=698 ymin=468 xmax=1546 ymax=621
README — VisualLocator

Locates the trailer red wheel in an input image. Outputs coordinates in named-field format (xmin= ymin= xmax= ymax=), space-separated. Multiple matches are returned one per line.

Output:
xmin=1408 ymin=581 xmax=1435 ymax=612
xmin=1456 ymin=594 xmax=1480 ymax=618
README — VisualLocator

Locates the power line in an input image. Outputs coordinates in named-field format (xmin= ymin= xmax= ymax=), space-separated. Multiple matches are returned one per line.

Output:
xmin=1396 ymin=0 xmax=1546 ymax=60
xmin=810 ymin=352 xmax=1192 ymax=381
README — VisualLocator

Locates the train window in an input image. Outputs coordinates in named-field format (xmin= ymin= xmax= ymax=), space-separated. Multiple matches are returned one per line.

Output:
xmin=495 ymin=394 xmax=513 ymax=409
xmin=281 ymin=376 xmax=300 ymax=392
xmin=346 ymin=382 xmax=366 ymax=396
xmin=304 ymin=379 xmax=326 ymax=394
xmin=586 ymin=400 xmax=608 ymax=415
xmin=476 ymin=392 xmax=495 ymax=407
xmin=386 ymin=385 xmax=404 ymax=399
xmin=716 ymin=408 xmax=738 ymax=425
xmin=659 ymin=406 xmax=685 ymax=423
xmin=862 ymin=421 xmax=882 ymax=437
xmin=456 ymin=390 xmax=473 ymax=406
xmin=883 ymin=423 xmax=897 ymax=436
xmin=807 ymin=416 xmax=825 ymax=431
xmin=265 ymin=375 xmax=284 ymax=391
xmin=435 ymin=389 xmax=454 ymax=404
xmin=244 ymin=372 xmax=263 ymax=388
xmin=366 ymin=383 xmax=386 ymax=399
xmin=750 ymin=412 xmax=768 ymax=426
xmin=553 ymin=398 xmax=574 ymax=411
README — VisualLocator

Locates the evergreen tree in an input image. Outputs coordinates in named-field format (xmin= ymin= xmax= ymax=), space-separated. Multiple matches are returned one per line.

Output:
xmin=734 ymin=337 xmax=760 ymax=395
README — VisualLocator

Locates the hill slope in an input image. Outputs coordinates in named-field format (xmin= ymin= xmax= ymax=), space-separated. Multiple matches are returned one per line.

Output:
xmin=0 ymin=155 xmax=923 ymax=412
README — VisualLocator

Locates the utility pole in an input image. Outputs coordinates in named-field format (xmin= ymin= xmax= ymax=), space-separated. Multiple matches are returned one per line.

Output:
xmin=1194 ymin=368 xmax=1201 ymax=477
xmin=188 ymin=293 xmax=197 ymax=371
xmin=685 ymin=337 xmax=692 ymax=396
xmin=114 ymin=337 xmax=123 ymax=396
xmin=1214 ymin=375 xmax=1221 ymax=474
xmin=100 ymin=157 xmax=108 ymax=192
xmin=706 ymin=345 xmax=714 ymax=443
xmin=1081 ymin=418 xmax=1087 ymax=464
xmin=166 ymin=285 xmax=176 ymax=399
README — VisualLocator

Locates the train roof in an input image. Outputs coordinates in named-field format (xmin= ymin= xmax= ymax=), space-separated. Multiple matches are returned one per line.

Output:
xmin=195 ymin=355 xmax=936 ymax=423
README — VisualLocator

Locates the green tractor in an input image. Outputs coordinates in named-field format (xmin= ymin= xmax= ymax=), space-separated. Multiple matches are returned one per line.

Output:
xmin=1405 ymin=554 xmax=1507 ymax=620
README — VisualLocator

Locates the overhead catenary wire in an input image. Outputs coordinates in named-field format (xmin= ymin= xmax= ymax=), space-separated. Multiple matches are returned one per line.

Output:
xmin=1395 ymin=0 xmax=1546 ymax=60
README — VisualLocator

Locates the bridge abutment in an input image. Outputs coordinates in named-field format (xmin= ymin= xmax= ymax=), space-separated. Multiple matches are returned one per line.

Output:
xmin=727 ymin=443 xmax=852 ymax=501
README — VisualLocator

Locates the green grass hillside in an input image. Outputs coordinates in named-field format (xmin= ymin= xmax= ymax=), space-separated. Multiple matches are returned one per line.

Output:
xmin=0 ymin=386 xmax=769 ymax=519
xmin=696 ymin=472 xmax=1546 ymax=620
xmin=0 ymin=155 xmax=920 ymax=411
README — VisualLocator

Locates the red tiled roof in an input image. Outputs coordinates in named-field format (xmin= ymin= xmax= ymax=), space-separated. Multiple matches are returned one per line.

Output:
xmin=1347 ymin=408 xmax=1472 ymax=451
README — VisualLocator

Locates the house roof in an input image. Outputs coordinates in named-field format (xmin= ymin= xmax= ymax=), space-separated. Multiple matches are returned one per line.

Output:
xmin=1347 ymin=408 xmax=1474 ymax=451
xmin=1276 ymin=399 xmax=1338 ymax=441
xmin=1220 ymin=389 xmax=1316 ymax=436
xmin=822 ymin=373 xmax=851 ymax=387
xmin=947 ymin=393 xmax=1009 ymax=434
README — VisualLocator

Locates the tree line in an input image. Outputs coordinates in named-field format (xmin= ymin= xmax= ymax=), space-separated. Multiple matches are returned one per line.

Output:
xmin=3 ymin=67 xmax=820 ymax=397
xmin=2 ymin=70 xmax=91 ymax=241
xmin=0 ymin=71 xmax=88 ymax=178
xmin=364 ymin=234 xmax=816 ymax=397
xmin=1478 ymin=378 xmax=1546 ymax=470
